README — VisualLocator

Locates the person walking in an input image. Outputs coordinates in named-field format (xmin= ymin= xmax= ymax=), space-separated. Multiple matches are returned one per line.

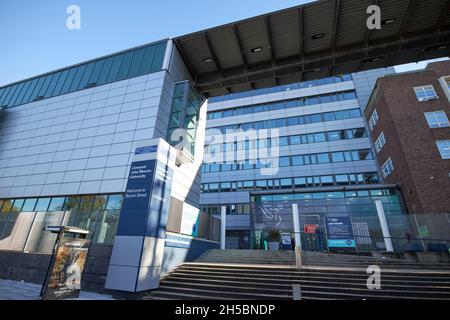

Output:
xmin=315 ymin=226 xmax=324 ymax=252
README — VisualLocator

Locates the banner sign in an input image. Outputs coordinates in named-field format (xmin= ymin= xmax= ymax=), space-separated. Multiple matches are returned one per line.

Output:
xmin=116 ymin=160 xmax=157 ymax=236
xmin=325 ymin=217 xmax=356 ymax=248
xmin=304 ymin=224 xmax=318 ymax=234
xmin=42 ymin=238 xmax=90 ymax=300
xmin=180 ymin=203 xmax=200 ymax=237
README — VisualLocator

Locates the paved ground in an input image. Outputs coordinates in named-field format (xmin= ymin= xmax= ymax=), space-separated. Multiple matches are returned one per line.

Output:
xmin=0 ymin=279 xmax=115 ymax=300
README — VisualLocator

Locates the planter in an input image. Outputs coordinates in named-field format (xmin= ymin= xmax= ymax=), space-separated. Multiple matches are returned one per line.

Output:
xmin=268 ymin=242 xmax=280 ymax=251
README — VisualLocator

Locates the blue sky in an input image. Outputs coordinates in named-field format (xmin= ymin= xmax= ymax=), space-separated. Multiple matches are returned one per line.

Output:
xmin=0 ymin=0 xmax=310 ymax=86
xmin=0 ymin=0 xmax=447 ymax=87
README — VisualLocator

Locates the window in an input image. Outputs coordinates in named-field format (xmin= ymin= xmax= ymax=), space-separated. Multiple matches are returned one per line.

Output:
xmin=374 ymin=132 xmax=386 ymax=153
xmin=368 ymin=109 xmax=379 ymax=131
xmin=279 ymin=157 xmax=290 ymax=167
xmin=381 ymin=157 xmax=394 ymax=178
xmin=425 ymin=111 xmax=450 ymax=128
xmin=414 ymin=85 xmax=438 ymax=102
xmin=436 ymin=141 xmax=450 ymax=159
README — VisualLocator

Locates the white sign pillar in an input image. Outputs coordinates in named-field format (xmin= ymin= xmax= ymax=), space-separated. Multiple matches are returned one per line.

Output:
xmin=292 ymin=203 xmax=302 ymax=269
xmin=374 ymin=199 xmax=394 ymax=252
xmin=220 ymin=206 xmax=226 ymax=250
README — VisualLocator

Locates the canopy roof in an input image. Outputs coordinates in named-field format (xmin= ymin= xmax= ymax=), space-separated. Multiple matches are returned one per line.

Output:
xmin=173 ymin=0 xmax=450 ymax=97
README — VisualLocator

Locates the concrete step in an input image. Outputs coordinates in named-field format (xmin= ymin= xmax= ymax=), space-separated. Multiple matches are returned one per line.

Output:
xmin=196 ymin=250 xmax=450 ymax=269
xmin=166 ymin=272 xmax=450 ymax=289
xmin=145 ymin=251 xmax=450 ymax=300
xmin=177 ymin=264 xmax=450 ymax=279
xmin=158 ymin=279 xmax=450 ymax=299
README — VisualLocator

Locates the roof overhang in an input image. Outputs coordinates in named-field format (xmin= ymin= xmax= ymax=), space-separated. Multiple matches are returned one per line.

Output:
xmin=173 ymin=0 xmax=450 ymax=97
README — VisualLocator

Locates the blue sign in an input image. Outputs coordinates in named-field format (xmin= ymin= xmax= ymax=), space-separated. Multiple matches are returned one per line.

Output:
xmin=116 ymin=160 xmax=156 ymax=237
xmin=165 ymin=234 xmax=192 ymax=249
xmin=325 ymin=217 xmax=356 ymax=248
xmin=135 ymin=145 xmax=158 ymax=155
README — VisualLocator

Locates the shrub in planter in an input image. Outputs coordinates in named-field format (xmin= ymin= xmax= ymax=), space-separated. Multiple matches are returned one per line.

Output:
xmin=266 ymin=229 xmax=281 ymax=251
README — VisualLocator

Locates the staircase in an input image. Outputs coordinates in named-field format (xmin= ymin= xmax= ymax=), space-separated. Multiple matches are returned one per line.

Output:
xmin=145 ymin=250 xmax=450 ymax=300
xmin=195 ymin=249 xmax=296 ymax=265
xmin=194 ymin=249 xmax=450 ymax=270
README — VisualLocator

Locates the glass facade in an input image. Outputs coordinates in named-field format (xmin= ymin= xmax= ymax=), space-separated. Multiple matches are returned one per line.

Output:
xmin=209 ymin=75 xmax=353 ymax=103
xmin=0 ymin=41 xmax=167 ymax=109
xmin=251 ymin=188 xmax=408 ymax=251
xmin=201 ymin=172 xmax=380 ymax=193
xmin=167 ymin=82 xmax=202 ymax=156
xmin=211 ymin=108 xmax=362 ymax=133
xmin=0 ymin=194 xmax=123 ymax=253
xmin=205 ymin=128 xmax=367 ymax=154
xmin=208 ymin=90 xmax=357 ymax=120
xmin=202 ymin=148 xmax=373 ymax=173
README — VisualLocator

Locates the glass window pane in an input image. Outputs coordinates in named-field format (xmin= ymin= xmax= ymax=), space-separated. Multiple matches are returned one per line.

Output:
xmin=69 ymin=65 xmax=86 ymax=92
xmin=151 ymin=42 xmax=167 ymax=72
xmin=106 ymin=195 xmax=123 ymax=210
xmin=106 ymin=55 xmax=124 ymax=82
xmin=52 ymin=69 xmax=69 ymax=96
xmin=37 ymin=75 xmax=53 ymax=98
xmin=1 ymin=199 xmax=13 ymax=212
xmin=35 ymin=198 xmax=51 ymax=211
xmin=94 ymin=205 xmax=120 ymax=245
xmin=0 ymin=209 xmax=36 ymax=252
xmin=117 ymin=51 xmax=134 ymax=81
xmin=128 ymin=48 xmax=145 ymax=77
xmin=309 ymin=114 xmax=321 ymax=123
xmin=45 ymin=72 xmax=61 ymax=98
xmin=25 ymin=211 xmax=65 ymax=253
xmin=88 ymin=60 xmax=105 ymax=85
xmin=0 ymin=88 xmax=6 ymax=104
xmin=63 ymin=196 xmax=81 ymax=211
xmin=8 ymin=82 xmax=25 ymax=106
xmin=22 ymin=198 xmax=38 ymax=212
xmin=28 ymin=77 xmax=46 ymax=102
xmin=0 ymin=87 xmax=11 ymax=106
xmin=97 ymin=57 xmax=114 ymax=85
xmin=139 ymin=45 xmax=156 ymax=75
xmin=3 ymin=85 xmax=18 ymax=106
xmin=48 ymin=197 xmax=65 ymax=211
xmin=77 ymin=62 xmax=95 ymax=90
xmin=317 ymin=153 xmax=330 ymax=163
xmin=79 ymin=195 xmax=95 ymax=211
xmin=60 ymin=68 xmax=77 ymax=95
xmin=11 ymin=199 xmax=25 ymax=212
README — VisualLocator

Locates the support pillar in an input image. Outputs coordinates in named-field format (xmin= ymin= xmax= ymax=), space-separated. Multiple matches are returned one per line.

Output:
xmin=221 ymin=206 xmax=226 ymax=250
xmin=292 ymin=203 xmax=302 ymax=269
xmin=375 ymin=199 xmax=394 ymax=252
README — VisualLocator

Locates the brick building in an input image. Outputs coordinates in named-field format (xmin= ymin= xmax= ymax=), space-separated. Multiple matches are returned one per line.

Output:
xmin=365 ymin=61 xmax=450 ymax=214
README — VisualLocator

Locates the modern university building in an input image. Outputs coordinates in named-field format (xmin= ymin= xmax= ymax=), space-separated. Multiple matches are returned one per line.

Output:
xmin=0 ymin=0 xmax=449 ymax=294
xmin=200 ymin=67 xmax=411 ymax=251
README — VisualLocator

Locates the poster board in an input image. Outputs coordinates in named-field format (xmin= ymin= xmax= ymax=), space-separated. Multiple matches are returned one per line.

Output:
xmin=42 ymin=238 xmax=90 ymax=300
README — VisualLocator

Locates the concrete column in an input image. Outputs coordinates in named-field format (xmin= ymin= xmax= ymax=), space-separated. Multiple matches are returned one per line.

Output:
xmin=292 ymin=204 xmax=302 ymax=269
xmin=220 ymin=206 xmax=226 ymax=250
xmin=375 ymin=199 xmax=394 ymax=252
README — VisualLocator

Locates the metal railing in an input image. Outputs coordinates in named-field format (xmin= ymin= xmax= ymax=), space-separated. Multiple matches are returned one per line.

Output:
xmin=286 ymin=231 xmax=450 ymax=253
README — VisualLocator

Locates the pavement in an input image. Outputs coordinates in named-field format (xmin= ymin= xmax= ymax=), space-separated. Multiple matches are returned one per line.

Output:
xmin=0 ymin=279 xmax=115 ymax=300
